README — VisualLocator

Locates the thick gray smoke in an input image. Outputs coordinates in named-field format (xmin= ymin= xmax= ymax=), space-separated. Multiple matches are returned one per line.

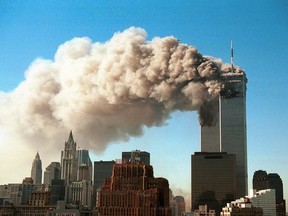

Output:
xmin=0 ymin=27 xmax=243 ymax=152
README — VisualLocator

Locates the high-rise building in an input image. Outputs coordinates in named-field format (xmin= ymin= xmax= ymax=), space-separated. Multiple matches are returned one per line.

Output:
xmin=69 ymin=180 xmax=93 ymax=208
xmin=77 ymin=149 xmax=92 ymax=181
xmin=44 ymin=162 xmax=61 ymax=188
xmin=171 ymin=195 xmax=186 ymax=216
xmin=268 ymin=174 xmax=286 ymax=216
xmin=49 ymin=179 xmax=65 ymax=205
xmin=122 ymin=150 xmax=150 ymax=165
xmin=252 ymin=170 xmax=286 ymax=216
xmin=191 ymin=152 xmax=237 ymax=215
xmin=61 ymin=131 xmax=77 ymax=183
xmin=200 ymin=70 xmax=247 ymax=198
xmin=250 ymin=189 xmax=276 ymax=216
xmin=93 ymin=160 xmax=115 ymax=207
xmin=31 ymin=152 xmax=42 ymax=184
xmin=97 ymin=158 xmax=171 ymax=216
xmin=253 ymin=170 xmax=269 ymax=191
xmin=267 ymin=174 xmax=284 ymax=205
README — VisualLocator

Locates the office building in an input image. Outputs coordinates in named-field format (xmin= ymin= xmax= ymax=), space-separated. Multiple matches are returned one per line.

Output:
xmin=191 ymin=152 xmax=236 ymax=215
xmin=253 ymin=170 xmax=269 ymax=191
xmin=252 ymin=170 xmax=286 ymax=216
xmin=171 ymin=196 xmax=186 ymax=216
xmin=194 ymin=205 xmax=216 ymax=216
xmin=49 ymin=179 xmax=65 ymax=205
xmin=68 ymin=180 xmax=93 ymax=208
xmin=21 ymin=177 xmax=35 ymax=204
xmin=77 ymin=149 xmax=92 ymax=181
xmin=201 ymin=70 xmax=247 ymax=198
xmin=61 ymin=131 xmax=77 ymax=183
xmin=44 ymin=162 xmax=61 ymax=189
xmin=93 ymin=160 xmax=115 ymax=206
xmin=267 ymin=173 xmax=284 ymax=204
xmin=97 ymin=154 xmax=171 ymax=216
xmin=31 ymin=152 xmax=42 ymax=184
xmin=29 ymin=191 xmax=50 ymax=206
xmin=250 ymin=189 xmax=276 ymax=216
xmin=221 ymin=197 xmax=263 ymax=216
xmin=122 ymin=150 xmax=150 ymax=165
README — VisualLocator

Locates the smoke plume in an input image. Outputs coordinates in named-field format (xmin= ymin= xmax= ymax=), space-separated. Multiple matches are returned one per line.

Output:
xmin=0 ymin=27 xmax=243 ymax=152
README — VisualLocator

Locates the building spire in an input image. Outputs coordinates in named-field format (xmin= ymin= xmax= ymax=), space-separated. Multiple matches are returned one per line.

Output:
xmin=231 ymin=40 xmax=234 ymax=73
xmin=35 ymin=151 xmax=40 ymax=160
xmin=68 ymin=130 xmax=74 ymax=142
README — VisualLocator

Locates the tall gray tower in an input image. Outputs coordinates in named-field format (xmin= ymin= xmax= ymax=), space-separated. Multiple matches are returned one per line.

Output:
xmin=31 ymin=152 xmax=42 ymax=184
xmin=61 ymin=131 xmax=77 ymax=183
xmin=77 ymin=149 xmax=92 ymax=181
xmin=201 ymin=70 xmax=247 ymax=199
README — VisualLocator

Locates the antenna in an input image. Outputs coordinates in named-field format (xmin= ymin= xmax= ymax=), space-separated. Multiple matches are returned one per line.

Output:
xmin=231 ymin=40 xmax=234 ymax=72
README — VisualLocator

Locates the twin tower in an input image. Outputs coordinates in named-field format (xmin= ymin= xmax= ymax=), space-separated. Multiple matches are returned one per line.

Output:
xmin=192 ymin=70 xmax=248 ymax=212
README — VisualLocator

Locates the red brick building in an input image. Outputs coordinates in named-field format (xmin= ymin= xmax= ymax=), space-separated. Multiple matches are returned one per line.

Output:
xmin=97 ymin=162 xmax=171 ymax=216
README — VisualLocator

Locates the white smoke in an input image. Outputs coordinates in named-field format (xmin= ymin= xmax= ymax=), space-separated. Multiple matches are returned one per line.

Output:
xmin=0 ymin=27 xmax=242 ymax=155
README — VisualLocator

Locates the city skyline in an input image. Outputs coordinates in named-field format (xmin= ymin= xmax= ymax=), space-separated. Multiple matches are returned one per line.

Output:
xmin=0 ymin=1 xmax=288 ymax=211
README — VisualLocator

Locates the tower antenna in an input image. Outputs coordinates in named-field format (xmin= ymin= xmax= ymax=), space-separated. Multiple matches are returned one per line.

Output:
xmin=231 ymin=40 xmax=234 ymax=72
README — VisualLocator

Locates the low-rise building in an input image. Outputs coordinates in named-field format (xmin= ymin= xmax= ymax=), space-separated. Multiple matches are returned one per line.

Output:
xmin=221 ymin=197 xmax=263 ymax=216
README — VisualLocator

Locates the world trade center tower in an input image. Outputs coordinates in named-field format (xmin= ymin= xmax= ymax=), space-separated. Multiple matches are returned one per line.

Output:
xmin=201 ymin=68 xmax=248 ymax=199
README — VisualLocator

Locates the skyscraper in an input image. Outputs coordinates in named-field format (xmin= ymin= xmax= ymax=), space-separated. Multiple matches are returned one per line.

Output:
xmin=200 ymin=70 xmax=247 ymax=198
xmin=93 ymin=160 xmax=115 ymax=207
xmin=252 ymin=170 xmax=286 ymax=216
xmin=252 ymin=170 xmax=269 ymax=191
xmin=77 ymin=149 xmax=92 ymax=181
xmin=268 ymin=174 xmax=286 ymax=216
xmin=61 ymin=131 xmax=77 ymax=183
xmin=191 ymin=152 xmax=236 ymax=215
xmin=43 ymin=162 xmax=61 ymax=188
xmin=31 ymin=152 xmax=42 ymax=184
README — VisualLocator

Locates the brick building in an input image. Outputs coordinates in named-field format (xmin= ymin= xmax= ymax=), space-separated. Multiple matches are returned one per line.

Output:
xmin=97 ymin=159 xmax=171 ymax=216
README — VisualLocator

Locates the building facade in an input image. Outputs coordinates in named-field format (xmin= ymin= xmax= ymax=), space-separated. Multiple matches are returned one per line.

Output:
xmin=44 ymin=162 xmax=61 ymax=188
xmin=31 ymin=152 xmax=42 ymax=184
xmin=250 ymin=189 xmax=276 ymax=216
xmin=122 ymin=150 xmax=150 ymax=165
xmin=170 ymin=196 xmax=186 ymax=216
xmin=68 ymin=180 xmax=93 ymax=208
xmin=191 ymin=152 xmax=237 ymax=215
xmin=93 ymin=160 xmax=115 ymax=206
xmin=252 ymin=170 xmax=286 ymax=216
xmin=253 ymin=170 xmax=269 ymax=191
xmin=221 ymin=197 xmax=263 ymax=216
xmin=194 ymin=205 xmax=216 ymax=216
xmin=200 ymin=70 xmax=247 ymax=199
xmin=77 ymin=149 xmax=93 ymax=181
xmin=97 ymin=161 xmax=171 ymax=216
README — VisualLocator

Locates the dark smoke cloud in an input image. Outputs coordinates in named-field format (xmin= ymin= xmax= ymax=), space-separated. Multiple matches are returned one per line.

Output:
xmin=0 ymin=27 xmax=243 ymax=152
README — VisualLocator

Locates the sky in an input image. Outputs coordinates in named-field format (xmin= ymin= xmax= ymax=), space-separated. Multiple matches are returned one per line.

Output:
xmin=1 ymin=0 xmax=288 ymax=210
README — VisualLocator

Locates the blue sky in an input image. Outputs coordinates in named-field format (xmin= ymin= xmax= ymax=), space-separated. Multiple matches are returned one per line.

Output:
xmin=1 ymin=0 xmax=288 ymax=209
